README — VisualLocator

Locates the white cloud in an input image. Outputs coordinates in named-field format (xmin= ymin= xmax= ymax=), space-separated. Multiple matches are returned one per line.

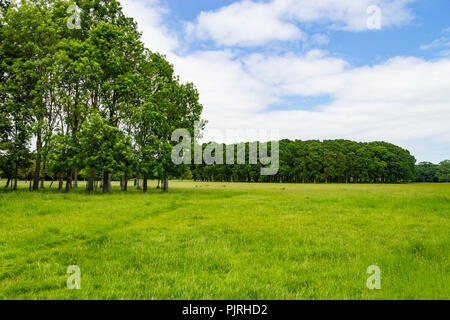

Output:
xmin=242 ymin=50 xmax=347 ymax=96
xmin=185 ymin=0 xmax=304 ymax=47
xmin=121 ymin=0 xmax=178 ymax=54
xmin=420 ymin=28 xmax=450 ymax=57
xmin=281 ymin=0 xmax=414 ymax=31
xmin=420 ymin=37 xmax=450 ymax=51
xmin=170 ymin=50 xmax=277 ymax=121
xmin=186 ymin=0 xmax=414 ymax=47
xmin=197 ymin=53 xmax=450 ymax=139
xmin=311 ymin=34 xmax=330 ymax=46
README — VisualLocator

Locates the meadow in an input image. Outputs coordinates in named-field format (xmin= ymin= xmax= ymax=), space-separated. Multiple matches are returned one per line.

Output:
xmin=0 ymin=181 xmax=448 ymax=299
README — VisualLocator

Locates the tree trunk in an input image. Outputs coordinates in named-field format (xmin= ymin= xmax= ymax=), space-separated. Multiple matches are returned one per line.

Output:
xmin=58 ymin=174 xmax=63 ymax=190
xmin=73 ymin=168 xmax=78 ymax=188
xmin=4 ymin=178 xmax=10 ymax=189
xmin=156 ymin=179 xmax=160 ymax=189
xmin=13 ymin=159 xmax=18 ymax=191
xmin=33 ymin=131 xmax=42 ymax=191
xmin=40 ymin=156 xmax=47 ymax=188
xmin=88 ymin=168 xmax=94 ymax=193
xmin=102 ymin=172 xmax=109 ymax=193
xmin=123 ymin=173 xmax=128 ymax=191
xmin=65 ymin=169 xmax=72 ymax=193
xmin=162 ymin=178 xmax=169 ymax=192
xmin=143 ymin=177 xmax=148 ymax=193
xmin=107 ymin=173 xmax=111 ymax=192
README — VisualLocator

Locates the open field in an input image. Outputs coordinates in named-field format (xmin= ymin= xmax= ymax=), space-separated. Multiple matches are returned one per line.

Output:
xmin=0 ymin=181 xmax=449 ymax=299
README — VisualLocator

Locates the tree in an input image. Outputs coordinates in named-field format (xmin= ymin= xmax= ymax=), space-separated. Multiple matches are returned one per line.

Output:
xmin=0 ymin=0 xmax=63 ymax=191
xmin=145 ymin=53 xmax=204 ymax=192
xmin=131 ymin=100 xmax=158 ymax=193
xmin=415 ymin=162 xmax=438 ymax=182
xmin=0 ymin=118 xmax=32 ymax=190
xmin=0 ymin=0 xmax=9 ymax=12
xmin=77 ymin=113 xmax=132 ymax=193
xmin=0 ymin=3 xmax=34 ymax=190
xmin=437 ymin=160 xmax=450 ymax=182
xmin=46 ymin=132 xmax=80 ymax=192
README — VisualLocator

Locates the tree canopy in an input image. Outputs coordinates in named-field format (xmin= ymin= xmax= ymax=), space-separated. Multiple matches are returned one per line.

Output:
xmin=191 ymin=139 xmax=418 ymax=184
xmin=0 ymin=0 xmax=203 ymax=192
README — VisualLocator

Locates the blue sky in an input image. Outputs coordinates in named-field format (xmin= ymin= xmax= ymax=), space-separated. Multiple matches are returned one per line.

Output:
xmin=121 ymin=0 xmax=450 ymax=163
xmin=164 ymin=0 xmax=450 ymax=62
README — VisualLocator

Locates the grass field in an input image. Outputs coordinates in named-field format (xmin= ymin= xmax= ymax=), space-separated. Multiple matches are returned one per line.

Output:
xmin=0 ymin=181 xmax=448 ymax=300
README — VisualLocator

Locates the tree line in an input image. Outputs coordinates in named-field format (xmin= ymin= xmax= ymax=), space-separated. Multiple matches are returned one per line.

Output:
xmin=0 ymin=0 xmax=204 ymax=192
xmin=191 ymin=139 xmax=418 ymax=184
xmin=414 ymin=161 xmax=450 ymax=183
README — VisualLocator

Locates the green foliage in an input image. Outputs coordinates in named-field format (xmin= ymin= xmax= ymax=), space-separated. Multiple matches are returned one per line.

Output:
xmin=436 ymin=160 xmax=450 ymax=182
xmin=415 ymin=162 xmax=438 ymax=182
xmin=0 ymin=0 xmax=9 ymax=22
xmin=47 ymin=132 xmax=78 ymax=177
xmin=0 ymin=0 xmax=204 ymax=192
xmin=414 ymin=160 xmax=450 ymax=183
xmin=192 ymin=139 xmax=417 ymax=183
xmin=78 ymin=113 xmax=133 ymax=175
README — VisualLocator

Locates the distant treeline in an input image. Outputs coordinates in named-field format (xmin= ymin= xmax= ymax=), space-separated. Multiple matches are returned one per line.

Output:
xmin=2 ymin=138 xmax=448 ymax=188
xmin=191 ymin=139 xmax=418 ymax=183
xmin=415 ymin=161 xmax=450 ymax=182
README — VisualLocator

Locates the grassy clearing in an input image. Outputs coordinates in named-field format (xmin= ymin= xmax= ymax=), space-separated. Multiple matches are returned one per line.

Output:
xmin=0 ymin=181 xmax=448 ymax=299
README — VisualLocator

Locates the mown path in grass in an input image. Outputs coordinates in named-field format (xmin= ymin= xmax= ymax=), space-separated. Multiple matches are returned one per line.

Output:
xmin=0 ymin=181 xmax=449 ymax=299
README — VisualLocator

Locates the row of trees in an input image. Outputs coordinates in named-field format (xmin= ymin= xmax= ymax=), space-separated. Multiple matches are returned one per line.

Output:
xmin=3 ymin=135 xmax=447 ymax=188
xmin=415 ymin=161 xmax=450 ymax=182
xmin=0 ymin=0 xmax=203 ymax=192
xmin=192 ymin=139 xmax=417 ymax=184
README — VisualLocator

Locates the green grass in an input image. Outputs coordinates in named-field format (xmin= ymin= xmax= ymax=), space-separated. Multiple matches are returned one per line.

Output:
xmin=0 ymin=181 xmax=449 ymax=299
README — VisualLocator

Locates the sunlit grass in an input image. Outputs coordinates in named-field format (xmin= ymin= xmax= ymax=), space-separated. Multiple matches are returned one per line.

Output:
xmin=0 ymin=181 xmax=448 ymax=299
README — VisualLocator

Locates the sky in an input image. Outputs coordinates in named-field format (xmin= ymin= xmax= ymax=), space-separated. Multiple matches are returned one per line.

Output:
xmin=120 ymin=0 xmax=450 ymax=163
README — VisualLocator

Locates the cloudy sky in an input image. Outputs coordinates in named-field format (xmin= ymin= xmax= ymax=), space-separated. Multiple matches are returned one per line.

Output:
xmin=121 ymin=0 xmax=450 ymax=163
